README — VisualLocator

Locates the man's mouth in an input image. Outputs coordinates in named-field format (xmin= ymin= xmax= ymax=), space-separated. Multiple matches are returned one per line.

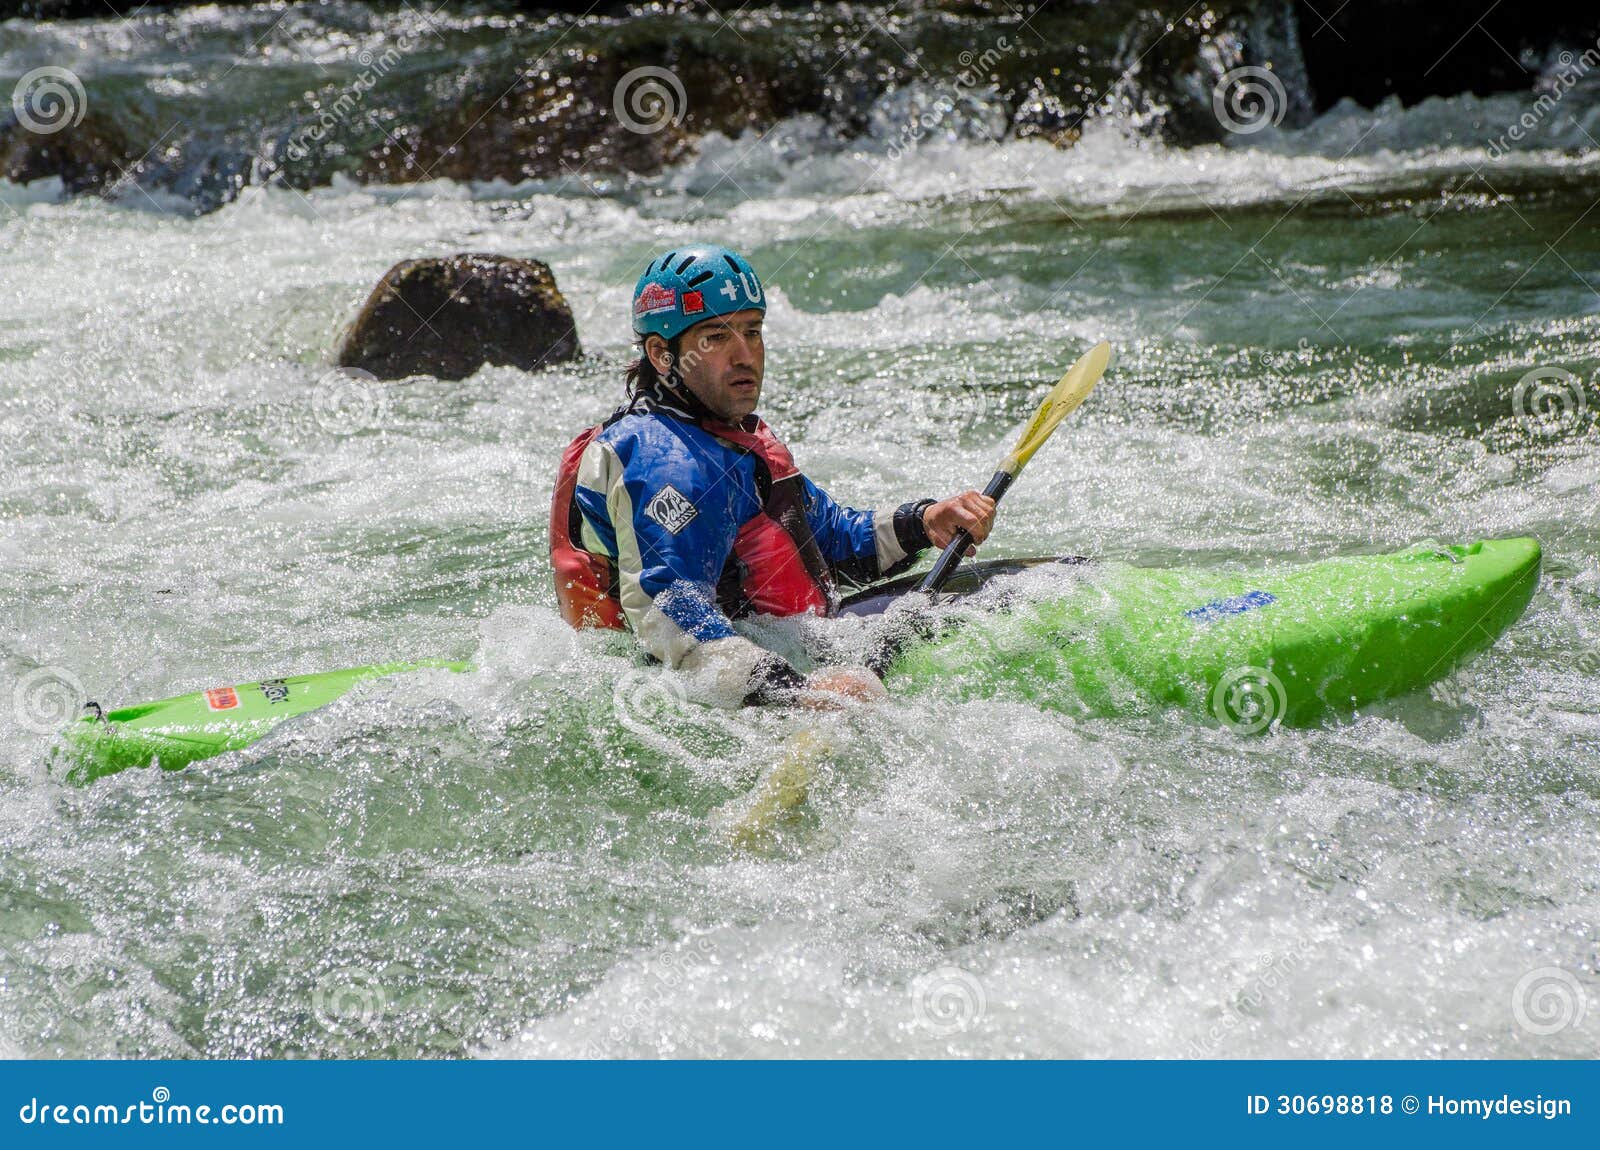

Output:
xmin=729 ymin=377 xmax=758 ymax=390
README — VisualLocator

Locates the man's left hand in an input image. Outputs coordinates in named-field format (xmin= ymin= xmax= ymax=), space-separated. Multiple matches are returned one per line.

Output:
xmin=922 ymin=491 xmax=997 ymax=554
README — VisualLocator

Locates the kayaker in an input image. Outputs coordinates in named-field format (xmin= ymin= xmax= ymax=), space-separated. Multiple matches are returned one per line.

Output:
xmin=550 ymin=243 xmax=996 ymax=706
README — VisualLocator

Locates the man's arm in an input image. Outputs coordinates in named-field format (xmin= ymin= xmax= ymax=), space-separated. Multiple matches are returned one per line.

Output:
xmin=575 ymin=435 xmax=805 ymax=705
xmin=798 ymin=475 xmax=936 ymax=586
xmin=800 ymin=477 xmax=998 ymax=585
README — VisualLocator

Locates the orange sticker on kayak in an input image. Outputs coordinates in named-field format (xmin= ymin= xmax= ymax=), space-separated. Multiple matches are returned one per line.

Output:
xmin=204 ymin=686 xmax=240 ymax=711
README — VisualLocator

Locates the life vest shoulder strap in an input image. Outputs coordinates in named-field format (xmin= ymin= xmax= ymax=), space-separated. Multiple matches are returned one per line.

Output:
xmin=702 ymin=418 xmax=833 ymax=617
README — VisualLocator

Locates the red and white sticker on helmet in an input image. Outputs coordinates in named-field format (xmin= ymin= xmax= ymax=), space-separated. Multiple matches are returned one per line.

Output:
xmin=204 ymin=686 xmax=240 ymax=711
xmin=682 ymin=290 xmax=705 ymax=315
xmin=634 ymin=283 xmax=677 ymax=316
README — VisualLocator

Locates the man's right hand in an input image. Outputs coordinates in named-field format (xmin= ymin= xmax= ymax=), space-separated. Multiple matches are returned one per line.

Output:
xmin=922 ymin=491 xmax=997 ymax=553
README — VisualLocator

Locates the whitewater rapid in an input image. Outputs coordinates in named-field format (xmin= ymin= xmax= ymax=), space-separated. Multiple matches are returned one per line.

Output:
xmin=2 ymin=21 xmax=1598 ymax=1058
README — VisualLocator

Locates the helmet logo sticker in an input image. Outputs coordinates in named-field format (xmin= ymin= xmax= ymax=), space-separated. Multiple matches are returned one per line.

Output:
xmin=634 ymin=245 xmax=766 ymax=337
xmin=635 ymin=283 xmax=677 ymax=316
xmin=644 ymin=484 xmax=700 ymax=535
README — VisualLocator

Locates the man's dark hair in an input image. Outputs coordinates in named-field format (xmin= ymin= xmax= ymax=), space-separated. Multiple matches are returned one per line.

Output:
xmin=624 ymin=334 xmax=681 ymax=404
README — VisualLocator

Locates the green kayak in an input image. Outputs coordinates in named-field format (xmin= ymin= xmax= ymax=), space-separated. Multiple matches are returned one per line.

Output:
xmin=55 ymin=538 xmax=1539 ymax=783
xmin=56 ymin=659 xmax=471 ymax=784
xmin=882 ymin=537 xmax=1541 ymax=729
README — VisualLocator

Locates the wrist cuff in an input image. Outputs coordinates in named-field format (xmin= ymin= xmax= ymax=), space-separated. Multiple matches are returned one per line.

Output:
xmin=894 ymin=499 xmax=936 ymax=556
xmin=742 ymin=653 xmax=807 ymax=706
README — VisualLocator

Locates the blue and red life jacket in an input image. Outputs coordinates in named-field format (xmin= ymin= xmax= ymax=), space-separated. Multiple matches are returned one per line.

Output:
xmin=549 ymin=408 xmax=838 ymax=631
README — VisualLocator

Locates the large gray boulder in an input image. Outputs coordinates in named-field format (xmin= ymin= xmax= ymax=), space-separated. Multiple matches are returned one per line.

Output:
xmin=336 ymin=254 xmax=581 ymax=381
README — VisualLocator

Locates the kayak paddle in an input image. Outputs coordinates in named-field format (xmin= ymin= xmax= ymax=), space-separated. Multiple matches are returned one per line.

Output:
xmin=864 ymin=340 xmax=1111 ymax=676
xmin=725 ymin=341 xmax=1112 ymax=846
xmin=915 ymin=340 xmax=1110 ymax=598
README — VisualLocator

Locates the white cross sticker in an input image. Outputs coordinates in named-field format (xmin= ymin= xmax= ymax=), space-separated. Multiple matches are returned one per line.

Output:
xmin=719 ymin=280 xmax=739 ymax=302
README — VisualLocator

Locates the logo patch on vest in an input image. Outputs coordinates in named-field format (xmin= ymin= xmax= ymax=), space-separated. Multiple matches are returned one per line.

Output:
xmin=644 ymin=484 xmax=699 ymax=535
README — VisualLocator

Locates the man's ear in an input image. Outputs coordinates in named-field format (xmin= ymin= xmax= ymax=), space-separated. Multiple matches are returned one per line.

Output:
xmin=644 ymin=335 xmax=674 ymax=374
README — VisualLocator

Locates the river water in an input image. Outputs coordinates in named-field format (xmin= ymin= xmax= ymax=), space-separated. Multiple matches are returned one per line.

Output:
xmin=2 ymin=5 xmax=1599 ymax=1059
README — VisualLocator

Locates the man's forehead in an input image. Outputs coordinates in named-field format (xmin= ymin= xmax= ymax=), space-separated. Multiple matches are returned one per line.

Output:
xmin=691 ymin=309 xmax=764 ymax=333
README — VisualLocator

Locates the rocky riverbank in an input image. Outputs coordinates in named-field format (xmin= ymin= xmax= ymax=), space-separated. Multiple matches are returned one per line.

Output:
xmin=1 ymin=1 xmax=1596 ymax=213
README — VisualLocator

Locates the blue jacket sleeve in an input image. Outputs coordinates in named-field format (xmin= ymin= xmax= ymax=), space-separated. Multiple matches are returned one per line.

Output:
xmin=799 ymin=475 xmax=878 ymax=564
xmin=586 ymin=422 xmax=807 ymax=703
xmin=798 ymin=476 xmax=932 ymax=584
xmin=613 ymin=445 xmax=742 ymax=645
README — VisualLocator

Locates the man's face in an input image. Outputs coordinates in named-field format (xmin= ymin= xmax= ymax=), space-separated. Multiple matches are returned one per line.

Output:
xmin=650 ymin=309 xmax=765 ymax=422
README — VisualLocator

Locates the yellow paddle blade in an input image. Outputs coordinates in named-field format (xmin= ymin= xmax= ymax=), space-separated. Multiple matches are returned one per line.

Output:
xmin=999 ymin=340 xmax=1111 ymax=477
xmin=719 ymin=730 xmax=830 ymax=850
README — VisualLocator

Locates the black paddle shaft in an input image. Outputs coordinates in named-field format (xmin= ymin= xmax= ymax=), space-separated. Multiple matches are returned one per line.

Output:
xmin=862 ymin=468 xmax=1015 ymax=678
xmin=915 ymin=469 xmax=1015 ymax=595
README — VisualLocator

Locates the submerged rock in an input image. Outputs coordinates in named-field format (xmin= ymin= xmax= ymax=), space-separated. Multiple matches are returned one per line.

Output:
xmin=355 ymin=2 xmax=1294 ymax=182
xmin=0 ymin=2 xmax=1278 ymax=206
xmin=335 ymin=254 xmax=581 ymax=381
xmin=0 ymin=109 xmax=142 ymax=196
xmin=0 ymin=93 xmax=256 ymax=213
xmin=5 ymin=1 xmax=1594 ymax=210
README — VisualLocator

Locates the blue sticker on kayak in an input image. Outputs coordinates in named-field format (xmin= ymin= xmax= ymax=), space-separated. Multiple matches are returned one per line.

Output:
xmin=1185 ymin=589 xmax=1277 ymax=624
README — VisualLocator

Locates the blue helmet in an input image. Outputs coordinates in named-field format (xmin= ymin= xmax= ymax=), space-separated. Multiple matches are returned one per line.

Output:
xmin=632 ymin=244 xmax=765 ymax=341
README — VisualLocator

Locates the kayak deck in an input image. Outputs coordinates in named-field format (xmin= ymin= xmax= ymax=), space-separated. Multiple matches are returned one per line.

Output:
xmin=888 ymin=537 xmax=1542 ymax=729
xmin=56 ymin=660 xmax=470 ymax=784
